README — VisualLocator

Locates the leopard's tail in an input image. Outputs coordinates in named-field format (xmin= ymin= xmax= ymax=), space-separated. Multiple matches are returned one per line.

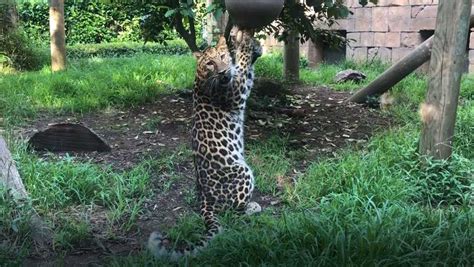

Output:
xmin=147 ymin=210 xmax=222 ymax=260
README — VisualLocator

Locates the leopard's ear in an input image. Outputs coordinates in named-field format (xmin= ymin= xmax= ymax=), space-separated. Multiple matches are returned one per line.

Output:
xmin=216 ymin=36 xmax=227 ymax=48
xmin=193 ymin=51 xmax=203 ymax=59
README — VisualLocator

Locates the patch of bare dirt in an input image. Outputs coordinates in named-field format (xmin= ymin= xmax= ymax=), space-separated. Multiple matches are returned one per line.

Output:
xmin=18 ymin=85 xmax=394 ymax=265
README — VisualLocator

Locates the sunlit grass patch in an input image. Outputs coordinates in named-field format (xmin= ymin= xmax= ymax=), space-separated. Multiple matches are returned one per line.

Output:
xmin=0 ymin=54 xmax=196 ymax=125
xmin=247 ymin=136 xmax=293 ymax=195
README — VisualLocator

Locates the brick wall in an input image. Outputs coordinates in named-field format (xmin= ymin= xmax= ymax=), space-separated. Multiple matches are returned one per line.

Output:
xmin=262 ymin=0 xmax=474 ymax=72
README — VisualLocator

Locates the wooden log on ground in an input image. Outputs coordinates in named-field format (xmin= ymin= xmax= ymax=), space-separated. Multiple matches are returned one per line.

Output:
xmin=28 ymin=123 xmax=111 ymax=152
xmin=0 ymin=137 xmax=27 ymax=199
xmin=0 ymin=136 xmax=52 ymax=247
xmin=419 ymin=0 xmax=472 ymax=159
xmin=346 ymin=11 xmax=474 ymax=104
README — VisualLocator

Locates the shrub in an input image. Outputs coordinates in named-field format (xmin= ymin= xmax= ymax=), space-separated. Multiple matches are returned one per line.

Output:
xmin=67 ymin=40 xmax=190 ymax=59
xmin=18 ymin=1 xmax=176 ymax=45
xmin=0 ymin=29 xmax=46 ymax=71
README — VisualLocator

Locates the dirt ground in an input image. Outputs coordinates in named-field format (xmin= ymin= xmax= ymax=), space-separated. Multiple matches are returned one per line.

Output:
xmin=20 ymin=84 xmax=394 ymax=265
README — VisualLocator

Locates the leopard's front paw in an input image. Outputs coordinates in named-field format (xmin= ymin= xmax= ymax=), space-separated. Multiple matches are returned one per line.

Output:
xmin=230 ymin=26 xmax=254 ymax=47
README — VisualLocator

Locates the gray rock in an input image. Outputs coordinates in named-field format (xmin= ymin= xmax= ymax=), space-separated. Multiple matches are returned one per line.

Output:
xmin=334 ymin=69 xmax=367 ymax=83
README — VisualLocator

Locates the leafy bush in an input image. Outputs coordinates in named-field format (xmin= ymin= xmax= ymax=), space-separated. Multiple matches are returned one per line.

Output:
xmin=18 ymin=1 xmax=174 ymax=45
xmin=0 ymin=0 xmax=45 ymax=71
xmin=0 ymin=29 xmax=46 ymax=71
xmin=67 ymin=40 xmax=190 ymax=59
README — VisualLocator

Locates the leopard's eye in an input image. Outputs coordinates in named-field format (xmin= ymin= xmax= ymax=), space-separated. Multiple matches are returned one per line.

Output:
xmin=220 ymin=54 xmax=226 ymax=60
xmin=206 ymin=61 xmax=214 ymax=66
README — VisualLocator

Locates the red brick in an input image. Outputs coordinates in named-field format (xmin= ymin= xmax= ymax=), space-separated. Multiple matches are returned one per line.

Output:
xmin=390 ymin=0 xmax=410 ymax=5
xmin=355 ymin=8 xmax=372 ymax=31
xmin=388 ymin=6 xmax=411 ymax=32
xmin=368 ymin=47 xmax=392 ymax=62
xmin=353 ymin=47 xmax=368 ymax=62
xmin=411 ymin=5 xmax=438 ymax=18
xmin=410 ymin=17 xmax=436 ymax=30
xmin=346 ymin=32 xmax=361 ymax=46
xmin=372 ymin=7 xmax=389 ymax=32
xmin=360 ymin=32 xmax=375 ymax=46
xmin=331 ymin=19 xmax=352 ymax=31
xmin=374 ymin=32 xmax=400 ymax=47
xmin=348 ymin=0 xmax=377 ymax=8
xmin=470 ymin=33 xmax=474 ymax=49
xmin=346 ymin=46 xmax=356 ymax=60
xmin=392 ymin=47 xmax=412 ymax=63
xmin=401 ymin=32 xmax=422 ymax=47
xmin=410 ymin=0 xmax=435 ymax=4
xmin=385 ymin=32 xmax=401 ymax=47
xmin=374 ymin=32 xmax=386 ymax=46
xmin=378 ymin=0 xmax=410 ymax=6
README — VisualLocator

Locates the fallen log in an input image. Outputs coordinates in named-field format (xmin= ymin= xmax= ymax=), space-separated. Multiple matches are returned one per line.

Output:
xmin=0 ymin=136 xmax=52 ymax=248
xmin=346 ymin=11 xmax=474 ymax=104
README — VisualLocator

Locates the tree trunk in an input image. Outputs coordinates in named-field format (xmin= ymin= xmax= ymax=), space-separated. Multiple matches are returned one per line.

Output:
xmin=419 ymin=0 xmax=472 ymax=160
xmin=49 ymin=0 xmax=66 ymax=72
xmin=205 ymin=0 xmax=228 ymax=45
xmin=0 ymin=136 xmax=52 ymax=247
xmin=284 ymin=29 xmax=300 ymax=82
xmin=347 ymin=11 xmax=474 ymax=104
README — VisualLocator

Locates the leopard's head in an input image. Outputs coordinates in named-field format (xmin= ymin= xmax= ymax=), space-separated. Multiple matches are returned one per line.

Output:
xmin=194 ymin=36 xmax=232 ymax=90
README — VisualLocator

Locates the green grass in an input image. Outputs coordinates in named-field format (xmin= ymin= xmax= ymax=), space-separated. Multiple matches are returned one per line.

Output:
xmin=0 ymin=48 xmax=473 ymax=265
xmin=0 ymin=54 xmax=195 ymax=126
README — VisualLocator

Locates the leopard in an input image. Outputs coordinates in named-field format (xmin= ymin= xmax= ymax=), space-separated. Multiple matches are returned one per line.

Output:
xmin=148 ymin=27 xmax=262 ymax=260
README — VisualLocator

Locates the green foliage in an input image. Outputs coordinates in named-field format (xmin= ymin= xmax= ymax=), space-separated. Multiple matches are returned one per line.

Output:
xmin=18 ymin=155 xmax=150 ymax=211
xmin=0 ymin=29 xmax=46 ymax=71
xmin=0 ymin=188 xmax=33 ymax=260
xmin=0 ymin=54 xmax=195 ymax=125
xmin=122 ymin=0 xmax=379 ymax=51
xmin=247 ymin=137 xmax=292 ymax=194
xmin=0 ymin=0 xmax=45 ymax=71
xmin=52 ymin=215 xmax=91 ymax=250
xmin=67 ymin=40 xmax=189 ymax=59
xmin=18 ymin=0 xmax=174 ymax=45
xmin=291 ymin=128 xmax=472 ymax=208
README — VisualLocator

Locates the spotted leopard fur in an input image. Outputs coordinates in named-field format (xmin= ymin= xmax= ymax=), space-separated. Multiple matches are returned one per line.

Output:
xmin=148 ymin=28 xmax=261 ymax=259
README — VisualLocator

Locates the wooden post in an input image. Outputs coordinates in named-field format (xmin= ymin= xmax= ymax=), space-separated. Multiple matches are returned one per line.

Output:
xmin=419 ymin=0 xmax=472 ymax=159
xmin=49 ymin=0 xmax=66 ymax=72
